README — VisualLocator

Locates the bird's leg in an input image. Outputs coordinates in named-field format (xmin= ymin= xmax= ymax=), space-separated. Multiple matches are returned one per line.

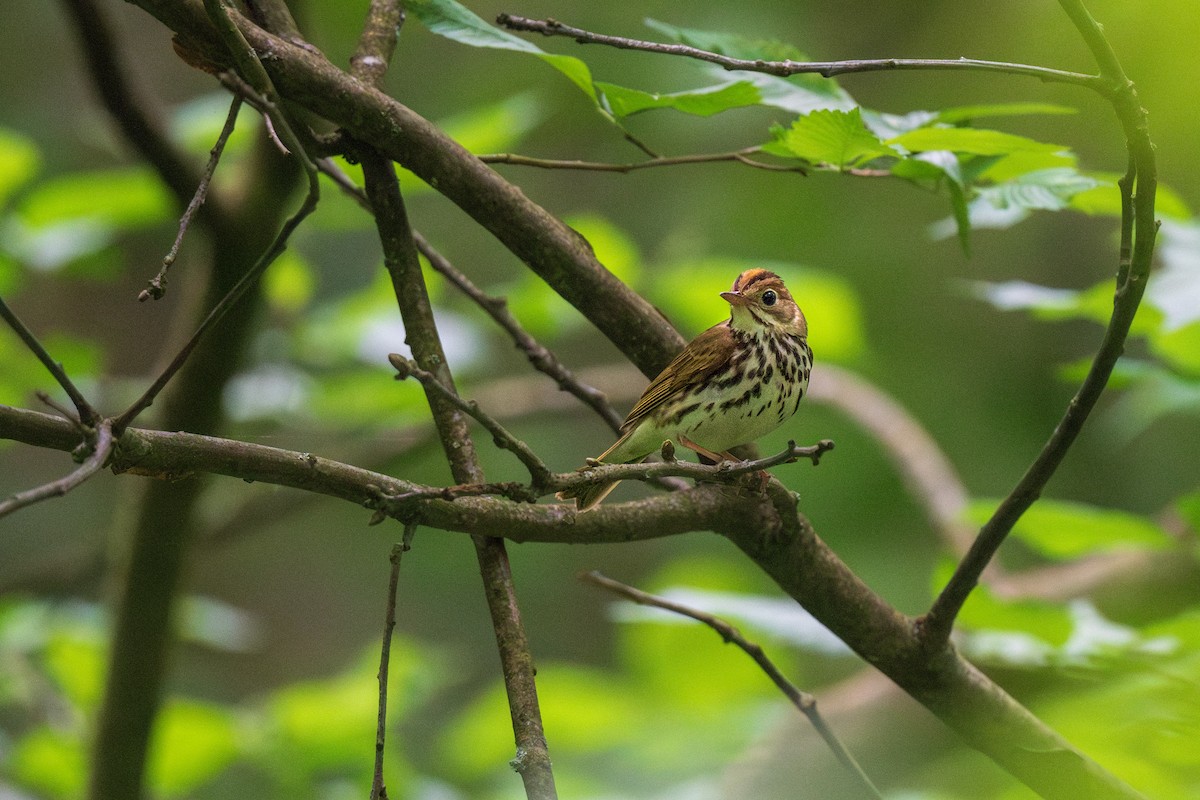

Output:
xmin=678 ymin=434 xmax=732 ymax=464
xmin=679 ymin=434 xmax=770 ymax=493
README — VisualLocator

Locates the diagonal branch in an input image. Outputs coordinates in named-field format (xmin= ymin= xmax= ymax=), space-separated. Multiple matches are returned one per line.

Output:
xmin=918 ymin=0 xmax=1158 ymax=646
xmin=0 ymin=420 xmax=113 ymax=519
xmin=0 ymin=296 xmax=99 ymax=427
xmin=413 ymin=231 xmax=626 ymax=434
xmin=580 ymin=571 xmax=882 ymax=799
xmin=0 ymin=401 xmax=1150 ymax=799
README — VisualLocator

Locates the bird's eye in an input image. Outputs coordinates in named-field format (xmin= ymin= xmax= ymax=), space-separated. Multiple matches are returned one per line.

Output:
xmin=762 ymin=290 xmax=778 ymax=306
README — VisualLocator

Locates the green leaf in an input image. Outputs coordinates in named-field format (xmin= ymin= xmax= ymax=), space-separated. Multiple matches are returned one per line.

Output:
xmin=935 ymin=102 xmax=1077 ymax=125
xmin=148 ymin=700 xmax=239 ymax=797
xmin=890 ymin=126 xmax=1066 ymax=156
xmin=18 ymin=167 xmax=173 ymax=230
xmin=596 ymin=80 xmax=762 ymax=118
xmin=964 ymin=498 xmax=1174 ymax=560
xmin=767 ymin=108 xmax=899 ymax=169
xmin=263 ymin=249 xmax=315 ymax=313
xmin=42 ymin=630 xmax=106 ymax=712
xmin=642 ymin=18 xmax=809 ymax=62
xmin=408 ymin=0 xmax=600 ymax=106
xmin=10 ymin=727 xmax=87 ymax=799
xmin=1070 ymin=174 xmax=1192 ymax=219
xmin=0 ymin=127 xmax=41 ymax=208
xmin=170 ymin=92 xmax=259 ymax=156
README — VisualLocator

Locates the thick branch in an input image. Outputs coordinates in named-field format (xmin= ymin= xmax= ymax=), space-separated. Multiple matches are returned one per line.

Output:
xmin=0 ymin=402 xmax=1147 ymax=799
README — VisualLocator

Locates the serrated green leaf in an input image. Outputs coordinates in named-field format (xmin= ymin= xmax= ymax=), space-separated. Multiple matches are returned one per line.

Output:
xmin=890 ymin=126 xmax=1066 ymax=156
xmin=0 ymin=127 xmax=41 ymax=208
xmin=768 ymin=108 xmax=899 ymax=169
xmin=935 ymin=102 xmax=1077 ymax=124
xmin=596 ymin=80 xmax=761 ymax=118
xmin=965 ymin=498 xmax=1173 ymax=560
xmin=42 ymin=631 xmax=106 ymax=712
xmin=979 ymin=168 xmax=1099 ymax=211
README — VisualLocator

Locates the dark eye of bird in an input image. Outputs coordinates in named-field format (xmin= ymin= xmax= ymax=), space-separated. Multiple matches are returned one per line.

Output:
xmin=762 ymin=290 xmax=777 ymax=306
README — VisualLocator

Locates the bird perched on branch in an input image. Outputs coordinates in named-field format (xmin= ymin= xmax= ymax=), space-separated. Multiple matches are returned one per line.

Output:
xmin=560 ymin=268 xmax=812 ymax=511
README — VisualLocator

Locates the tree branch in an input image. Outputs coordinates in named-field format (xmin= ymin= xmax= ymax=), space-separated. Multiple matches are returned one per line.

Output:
xmin=580 ymin=570 xmax=882 ymax=799
xmin=919 ymin=0 xmax=1158 ymax=646
xmin=0 ymin=296 xmax=98 ymax=427
xmin=496 ymin=14 xmax=1109 ymax=92
xmin=0 ymin=420 xmax=112 ymax=519
xmin=0 ymin=401 xmax=1148 ymax=799
xmin=359 ymin=147 xmax=557 ymax=799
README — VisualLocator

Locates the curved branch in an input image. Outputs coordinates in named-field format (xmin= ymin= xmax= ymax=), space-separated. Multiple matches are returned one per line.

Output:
xmin=0 ymin=420 xmax=112 ymax=519
xmin=920 ymin=0 xmax=1158 ymax=646
xmin=0 ymin=402 xmax=1148 ymax=799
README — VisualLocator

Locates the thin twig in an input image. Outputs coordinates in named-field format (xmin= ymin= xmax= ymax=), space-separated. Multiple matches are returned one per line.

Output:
xmin=496 ymin=14 xmax=1108 ymax=92
xmin=371 ymin=523 xmax=416 ymax=800
xmin=388 ymin=354 xmax=553 ymax=488
xmin=0 ymin=296 xmax=98 ymax=427
xmin=413 ymin=232 xmax=626 ymax=434
xmin=479 ymin=148 xmax=806 ymax=175
xmin=113 ymin=0 xmax=321 ymax=434
xmin=0 ymin=420 xmax=113 ymax=519
xmin=141 ymin=96 xmax=243 ymax=302
xmin=919 ymin=0 xmax=1158 ymax=647
xmin=580 ymin=571 xmax=882 ymax=799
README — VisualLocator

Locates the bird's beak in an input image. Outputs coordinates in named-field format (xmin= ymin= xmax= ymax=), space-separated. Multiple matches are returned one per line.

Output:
xmin=720 ymin=290 xmax=749 ymax=307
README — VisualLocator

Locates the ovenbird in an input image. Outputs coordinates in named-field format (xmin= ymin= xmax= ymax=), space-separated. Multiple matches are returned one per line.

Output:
xmin=561 ymin=268 xmax=812 ymax=511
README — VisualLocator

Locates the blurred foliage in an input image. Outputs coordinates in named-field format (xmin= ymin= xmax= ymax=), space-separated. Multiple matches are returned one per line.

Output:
xmin=1 ymin=1 xmax=1199 ymax=799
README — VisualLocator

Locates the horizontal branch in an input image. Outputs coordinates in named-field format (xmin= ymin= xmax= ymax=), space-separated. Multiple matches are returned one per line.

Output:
xmin=496 ymin=14 xmax=1109 ymax=92
xmin=0 ymin=399 xmax=1143 ymax=798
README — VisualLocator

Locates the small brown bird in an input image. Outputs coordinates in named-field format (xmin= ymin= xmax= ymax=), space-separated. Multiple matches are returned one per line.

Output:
xmin=561 ymin=268 xmax=812 ymax=511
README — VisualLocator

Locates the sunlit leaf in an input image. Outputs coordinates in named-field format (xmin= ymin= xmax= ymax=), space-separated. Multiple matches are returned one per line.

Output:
xmin=0 ymin=127 xmax=41 ymax=208
xmin=767 ymin=108 xmax=900 ymax=169
xmin=935 ymin=102 xmax=1077 ymax=124
xmin=964 ymin=498 xmax=1173 ymax=560
xmin=148 ymin=700 xmax=239 ymax=797
xmin=1104 ymin=364 xmax=1200 ymax=440
xmin=1069 ymin=172 xmax=1192 ymax=219
xmin=10 ymin=728 xmax=87 ymax=799
xmin=42 ymin=630 xmax=106 ymax=712
xmin=18 ymin=167 xmax=173 ymax=229
xmin=890 ymin=126 xmax=1066 ymax=156
xmin=263 ymin=249 xmax=315 ymax=313
xmin=169 ymin=92 xmax=260 ymax=156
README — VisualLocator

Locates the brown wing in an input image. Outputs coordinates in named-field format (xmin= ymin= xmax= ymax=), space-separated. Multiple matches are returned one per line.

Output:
xmin=620 ymin=322 xmax=736 ymax=433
